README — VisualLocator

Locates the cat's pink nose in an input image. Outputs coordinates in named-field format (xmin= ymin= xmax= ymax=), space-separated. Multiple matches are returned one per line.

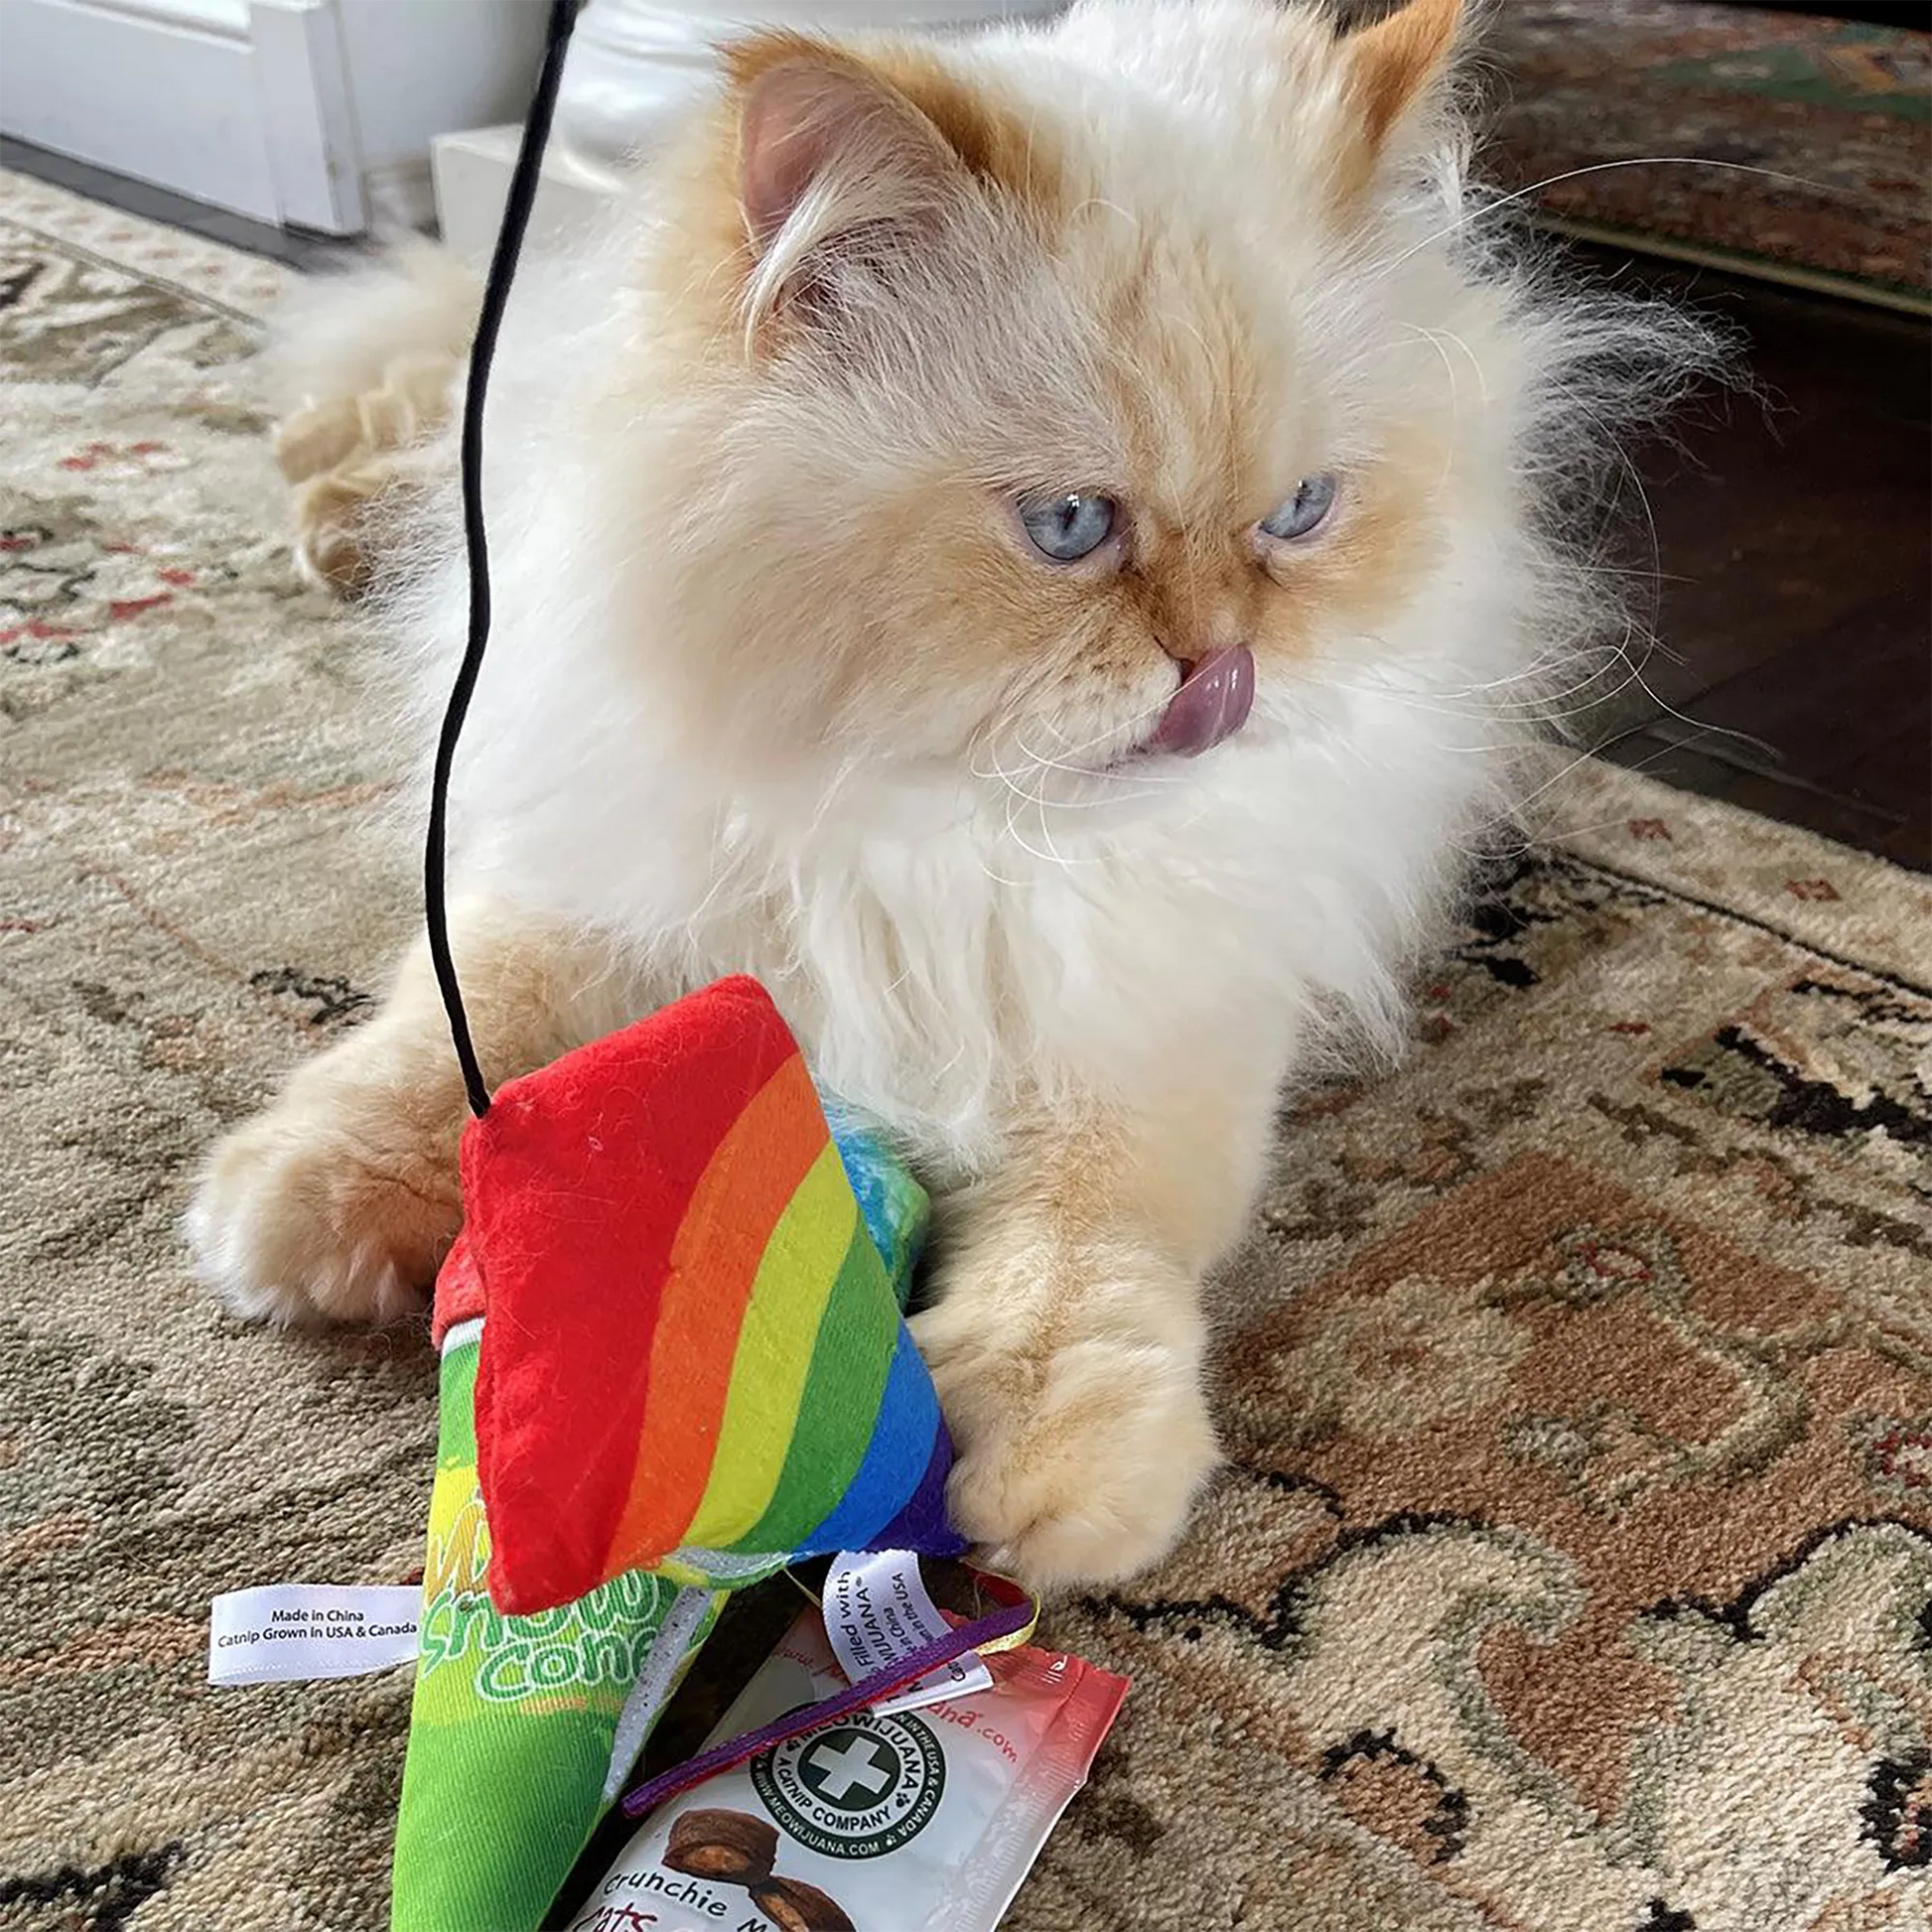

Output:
xmin=1146 ymin=645 xmax=1255 ymax=758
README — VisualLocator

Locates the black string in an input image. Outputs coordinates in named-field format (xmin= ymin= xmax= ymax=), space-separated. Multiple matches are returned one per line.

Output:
xmin=426 ymin=0 xmax=581 ymax=1120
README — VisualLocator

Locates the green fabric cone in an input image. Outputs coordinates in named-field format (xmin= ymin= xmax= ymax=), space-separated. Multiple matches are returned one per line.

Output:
xmin=391 ymin=1324 xmax=721 ymax=1932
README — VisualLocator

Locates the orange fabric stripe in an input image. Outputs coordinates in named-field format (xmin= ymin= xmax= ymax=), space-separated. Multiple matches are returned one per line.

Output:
xmin=602 ymin=1050 xmax=828 ymax=1569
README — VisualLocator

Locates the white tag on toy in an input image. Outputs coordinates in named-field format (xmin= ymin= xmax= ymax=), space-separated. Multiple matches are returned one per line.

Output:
xmin=208 ymin=1585 xmax=420 ymax=1686
xmin=821 ymin=1550 xmax=994 ymax=1718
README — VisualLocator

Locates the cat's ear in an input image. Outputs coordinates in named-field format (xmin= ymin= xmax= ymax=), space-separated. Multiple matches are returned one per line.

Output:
xmin=1338 ymin=0 xmax=1464 ymax=153
xmin=729 ymin=38 xmax=966 ymax=314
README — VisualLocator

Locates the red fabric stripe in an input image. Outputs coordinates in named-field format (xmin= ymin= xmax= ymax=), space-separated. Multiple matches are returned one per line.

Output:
xmin=469 ymin=977 xmax=801 ymax=1614
xmin=430 ymin=1228 xmax=483 ymax=1345
xmin=603 ymin=1050 xmax=828 ymax=1569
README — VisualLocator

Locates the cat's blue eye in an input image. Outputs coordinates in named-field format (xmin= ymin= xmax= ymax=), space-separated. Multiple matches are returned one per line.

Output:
xmin=1259 ymin=475 xmax=1338 ymax=542
xmin=1019 ymin=491 xmax=1117 ymax=562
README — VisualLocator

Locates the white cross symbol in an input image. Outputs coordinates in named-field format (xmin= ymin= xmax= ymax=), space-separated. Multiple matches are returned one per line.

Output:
xmin=805 ymin=1733 xmax=894 ymax=1802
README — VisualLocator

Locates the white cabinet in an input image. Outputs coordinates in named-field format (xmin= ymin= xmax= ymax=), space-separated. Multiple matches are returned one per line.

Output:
xmin=0 ymin=0 xmax=552 ymax=234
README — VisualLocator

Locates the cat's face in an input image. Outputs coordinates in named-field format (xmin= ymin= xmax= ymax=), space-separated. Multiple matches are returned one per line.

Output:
xmin=624 ymin=0 xmax=1493 ymax=811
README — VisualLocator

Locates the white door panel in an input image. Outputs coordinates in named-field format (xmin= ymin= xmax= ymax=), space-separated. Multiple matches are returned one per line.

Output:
xmin=0 ymin=0 xmax=548 ymax=236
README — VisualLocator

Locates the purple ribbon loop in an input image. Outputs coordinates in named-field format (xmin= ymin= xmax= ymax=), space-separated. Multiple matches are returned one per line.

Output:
xmin=620 ymin=1594 xmax=1035 ymax=1819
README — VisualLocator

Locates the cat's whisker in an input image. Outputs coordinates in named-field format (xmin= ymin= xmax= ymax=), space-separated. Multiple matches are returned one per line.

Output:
xmin=1067 ymin=195 xmax=1141 ymax=233
xmin=995 ymin=763 xmax=1076 ymax=872
xmin=1301 ymin=660 xmax=1596 ymax=727
xmin=1521 ymin=805 xmax=1658 ymax=847
xmin=1380 ymin=157 xmax=1847 ymax=278
xmin=993 ymin=746 xmax=1057 ymax=814
xmin=1606 ymin=655 xmax=1780 ymax=764
xmin=1604 ymin=445 xmax=1664 ymax=619
xmin=1300 ymin=608 xmax=1730 ymax=739
xmin=1028 ymin=777 xmax=1175 ymax=810
xmin=974 ymin=849 xmax=1035 ymax=890
xmin=1033 ymin=794 xmax=1081 ymax=871
xmin=1400 ymin=325 xmax=1470 ymax=467
xmin=1322 ymin=629 xmax=1592 ymax=691
xmin=1434 ymin=652 xmax=1612 ymax=703
xmin=979 ymin=733 xmax=1175 ymax=871
xmin=1418 ymin=324 xmax=1490 ymax=406
xmin=1018 ymin=723 xmax=1187 ymax=793
xmin=1023 ymin=683 xmax=1199 ymax=772
xmin=1002 ymin=755 xmax=1106 ymax=827
xmin=1010 ymin=756 xmax=1178 ymax=810
xmin=974 ymin=713 xmax=1139 ymax=789
xmin=1504 ymin=739 xmax=1656 ymax=823
xmin=980 ymin=735 xmax=1055 ymax=824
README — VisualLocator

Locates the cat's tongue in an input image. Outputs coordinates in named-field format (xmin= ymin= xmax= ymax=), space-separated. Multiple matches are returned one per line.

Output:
xmin=1146 ymin=645 xmax=1256 ymax=759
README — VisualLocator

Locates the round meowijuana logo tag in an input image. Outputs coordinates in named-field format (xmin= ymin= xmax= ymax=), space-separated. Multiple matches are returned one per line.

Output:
xmin=751 ymin=1712 xmax=946 ymax=1860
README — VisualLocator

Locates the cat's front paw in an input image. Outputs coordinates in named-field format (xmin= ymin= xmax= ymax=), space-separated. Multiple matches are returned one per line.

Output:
xmin=185 ymin=1073 xmax=460 ymax=1327
xmin=914 ymin=1289 xmax=1218 ymax=1589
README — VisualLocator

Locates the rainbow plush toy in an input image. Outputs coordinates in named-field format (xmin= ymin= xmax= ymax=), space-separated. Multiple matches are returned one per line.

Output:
xmin=389 ymin=977 xmax=972 ymax=1932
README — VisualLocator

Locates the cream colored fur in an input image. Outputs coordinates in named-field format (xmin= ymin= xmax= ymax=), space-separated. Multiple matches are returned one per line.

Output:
xmin=187 ymin=0 xmax=1708 ymax=1586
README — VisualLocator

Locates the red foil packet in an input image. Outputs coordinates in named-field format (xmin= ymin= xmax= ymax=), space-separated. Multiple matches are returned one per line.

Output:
xmin=570 ymin=1608 xmax=1128 ymax=1932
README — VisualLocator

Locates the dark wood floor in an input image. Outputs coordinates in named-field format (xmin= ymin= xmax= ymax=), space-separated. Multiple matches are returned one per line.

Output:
xmin=1577 ymin=246 xmax=1931 ymax=872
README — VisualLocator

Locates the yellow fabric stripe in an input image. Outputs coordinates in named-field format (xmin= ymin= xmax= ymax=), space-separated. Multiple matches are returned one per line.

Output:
xmin=685 ymin=1143 xmax=856 ymax=1548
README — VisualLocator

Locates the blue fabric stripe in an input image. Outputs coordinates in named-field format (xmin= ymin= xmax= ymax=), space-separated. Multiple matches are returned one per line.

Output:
xmin=797 ymin=1322 xmax=945 ymax=1555
xmin=871 ymin=1425 xmax=965 ymax=1558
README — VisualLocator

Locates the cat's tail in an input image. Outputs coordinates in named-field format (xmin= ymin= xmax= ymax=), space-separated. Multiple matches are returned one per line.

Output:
xmin=264 ymin=239 xmax=481 ymax=599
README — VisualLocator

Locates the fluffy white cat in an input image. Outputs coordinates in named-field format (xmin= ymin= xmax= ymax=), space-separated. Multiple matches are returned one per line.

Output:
xmin=188 ymin=0 xmax=1703 ymax=1585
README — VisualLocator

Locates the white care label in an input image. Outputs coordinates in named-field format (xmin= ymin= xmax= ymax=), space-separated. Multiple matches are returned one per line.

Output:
xmin=822 ymin=1550 xmax=994 ymax=1719
xmin=208 ymin=1585 xmax=421 ymax=1687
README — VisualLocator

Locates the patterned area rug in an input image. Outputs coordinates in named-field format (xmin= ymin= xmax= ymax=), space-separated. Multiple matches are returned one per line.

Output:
xmin=5 ymin=172 xmax=1932 ymax=1932
xmin=1484 ymin=0 xmax=1931 ymax=314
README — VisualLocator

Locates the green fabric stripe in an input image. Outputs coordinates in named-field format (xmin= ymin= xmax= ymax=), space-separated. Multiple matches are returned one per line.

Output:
xmin=737 ymin=1214 xmax=897 ymax=1554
